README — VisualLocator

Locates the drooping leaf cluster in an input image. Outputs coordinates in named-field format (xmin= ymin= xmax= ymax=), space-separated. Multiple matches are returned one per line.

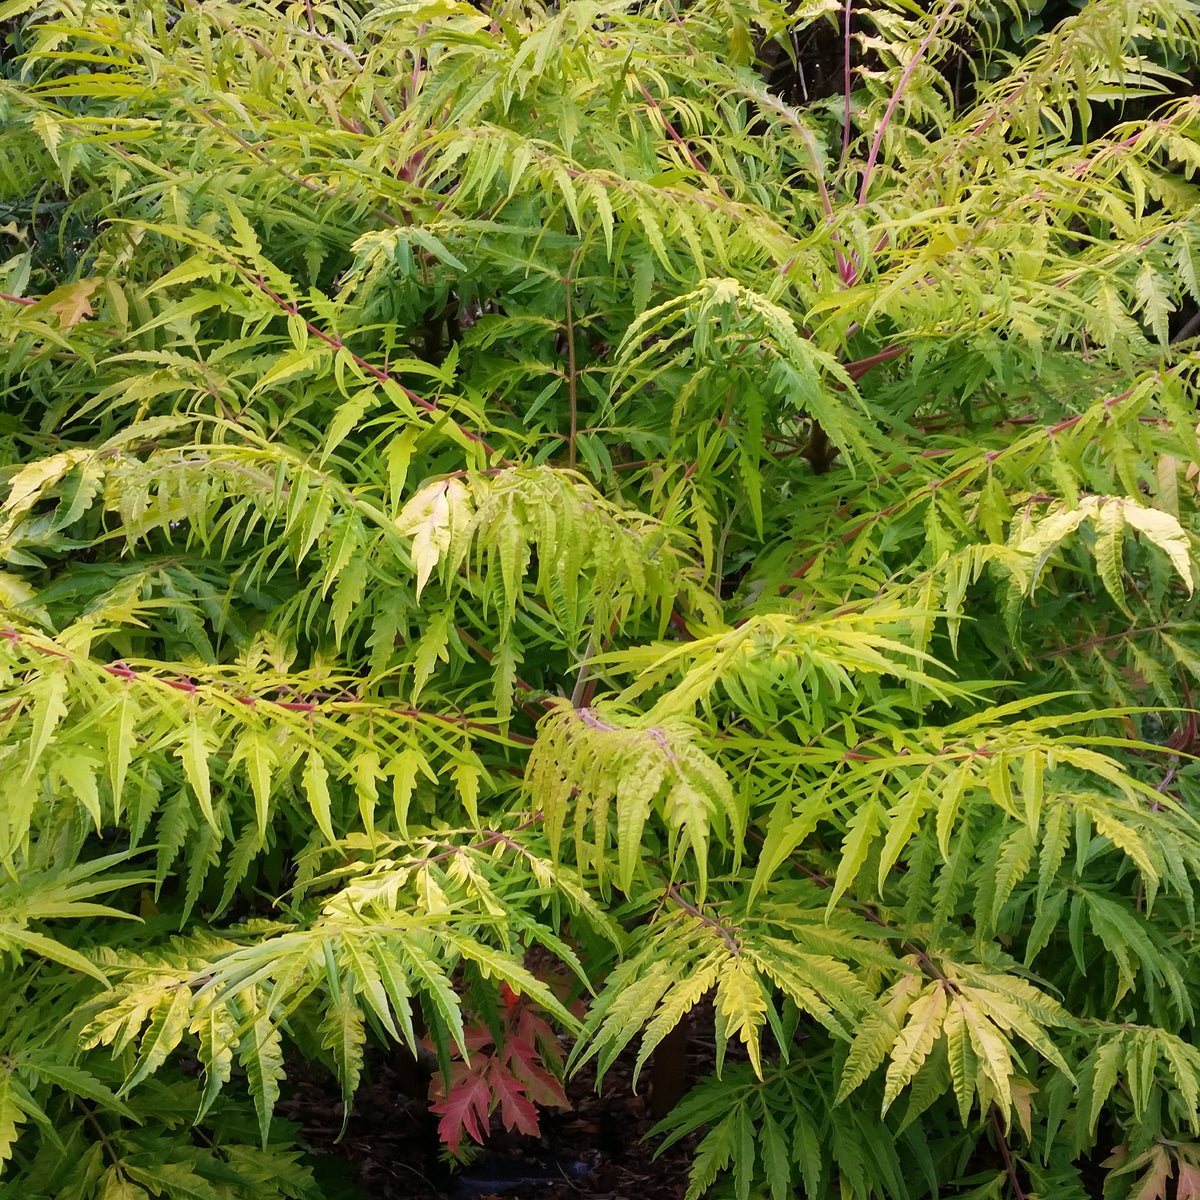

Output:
xmin=3 ymin=0 xmax=1200 ymax=1196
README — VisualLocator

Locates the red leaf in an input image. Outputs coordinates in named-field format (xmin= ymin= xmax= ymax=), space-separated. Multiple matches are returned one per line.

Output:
xmin=516 ymin=1059 xmax=569 ymax=1108
xmin=488 ymin=1061 xmax=541 ymax=1138
xmin=429 ymin=1063 xmax=493 ymax=1154
xmin=464 ymin=1023 xmax=495 ymax=1052
xmin=1178 ymin=1162 xmax=1200 ymax=1200
xmin=1128 ymin=1146 xmax=1173 ymax=1200
xmin=501 ymin=1038 xmax=568 ymax=1108
xmin=504 ymin=1029 xmax=540 ymax=1072
xmin=516 ymin=1008 xmax=565 ymax=1069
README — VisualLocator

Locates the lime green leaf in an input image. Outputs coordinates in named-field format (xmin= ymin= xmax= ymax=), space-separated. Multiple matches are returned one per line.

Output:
xmin=177 ymin=720 xmax=218 ymax=832
xmin=303 ymin=750 xmax=336 ymax=844
xmin=882 ymin=986 xmax=947 ymax=1113
xmin=1123 ymin=503 xmax=1194 ymax=594
xmin=240 ymin=1017 xmax=286 ymax=1148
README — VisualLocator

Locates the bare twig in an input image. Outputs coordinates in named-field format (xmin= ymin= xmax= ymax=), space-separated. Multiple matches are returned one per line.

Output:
xmin=990 ymin=1107 xmax=1028 ymax=1200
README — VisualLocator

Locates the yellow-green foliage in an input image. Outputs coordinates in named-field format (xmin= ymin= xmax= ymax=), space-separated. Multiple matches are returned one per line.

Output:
xmin=2 ymin=0 xmax=1200 ymax=1196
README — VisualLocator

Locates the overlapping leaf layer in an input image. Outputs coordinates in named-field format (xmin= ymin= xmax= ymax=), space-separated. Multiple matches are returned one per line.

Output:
xmin=3 ymin=0 xmax=1200 ymax=1196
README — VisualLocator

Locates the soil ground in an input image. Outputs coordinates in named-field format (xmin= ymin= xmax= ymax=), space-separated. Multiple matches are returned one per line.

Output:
xmin=279 ymin=1037 xmax=708 ymax=1200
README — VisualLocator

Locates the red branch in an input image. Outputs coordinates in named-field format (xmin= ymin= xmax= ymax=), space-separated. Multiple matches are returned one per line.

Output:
xmin=844 ymin=344 xmax=906 ymax=381
xmin=248 ymin=275 xmax=503 ymax=461
xmin=858 ymin=0 xmax=961 ymax=207
xmin=991 ymin=1108 xmax=1029 ymax=1200
xmin=0 ymin=627 xmax=533 ymax=745
xmin=638 ymin=83 xmax=730 ymax=201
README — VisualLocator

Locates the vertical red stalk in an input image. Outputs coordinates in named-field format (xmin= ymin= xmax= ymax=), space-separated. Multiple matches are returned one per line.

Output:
xmin=857 ymin=0 xmax=960 ymax=206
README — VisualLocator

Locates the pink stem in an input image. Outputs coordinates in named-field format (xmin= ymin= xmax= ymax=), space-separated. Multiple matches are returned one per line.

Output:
xmin=250 ymin=275 xmax=502 ymax=460
xmin=638 ymin=83 xmax=731 ymax=200
xmin=858 ymin=0 xmax=960 ymax=206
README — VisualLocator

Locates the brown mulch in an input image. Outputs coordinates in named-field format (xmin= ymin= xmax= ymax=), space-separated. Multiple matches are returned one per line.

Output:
xmin=279 ymin=1036 xmax=710 ymax=1200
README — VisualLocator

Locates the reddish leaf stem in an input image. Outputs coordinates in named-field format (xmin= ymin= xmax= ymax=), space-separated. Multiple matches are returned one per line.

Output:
xmin=787 ymin=376 xmax=1147 ymax=586
xmin=858 ymin=0 xmax=961 ymax=207
xmin=248 ymin=275 xmax=503 ymax=461
xmin=990 ymin=1108 xmax=1028 ymax=1200
xmin=198 ymin=108 xmax=403 ymax=222
xmin=638 ymin=83 xmax=731 ymax=200
xmin=666 ymin=883 xmax=741 ymax=957
xmin=0 ymin=627 xmax=532 ymax=744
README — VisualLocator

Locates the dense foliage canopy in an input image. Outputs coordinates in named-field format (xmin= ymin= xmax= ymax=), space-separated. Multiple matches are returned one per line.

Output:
xmin=4 ymin=0 xmax=1200 ymax=1196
